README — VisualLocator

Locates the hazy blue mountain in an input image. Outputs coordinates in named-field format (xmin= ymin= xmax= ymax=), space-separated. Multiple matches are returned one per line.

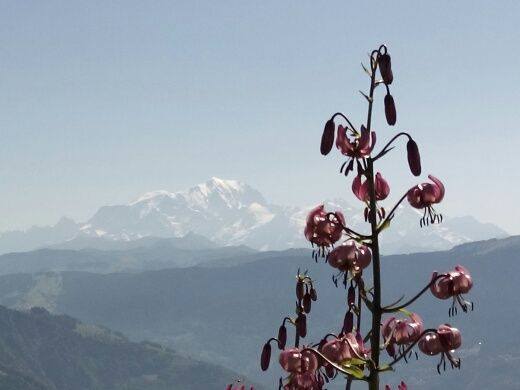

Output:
xmin=0 ymin=238 xmax=255 ymax=275
xmin=0 ymin=178 xmax=508 ymax=255
xmin=0 ymin=217 xmax=80 ymax=255
xmin=0 ymin=305 xmax=262 ymax=390
xmin=0 ymin=236 xmax=517 ymax=389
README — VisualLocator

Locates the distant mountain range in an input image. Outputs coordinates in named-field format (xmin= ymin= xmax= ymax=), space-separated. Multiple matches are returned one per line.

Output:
xmin=0 ymin=305 xmax=261 ymax=390
xmin=0 ymin=236 xmax=518 ymax=389
xmin=0 ymin=177 xmax=508 ymax=255
xmin=0 ymin=234 xmax=255 ymax=275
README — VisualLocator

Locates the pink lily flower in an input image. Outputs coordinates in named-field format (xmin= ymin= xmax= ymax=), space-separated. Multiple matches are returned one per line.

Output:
xmin=327 ymin=240 xmax=372 ymax=275
xmin=382 ymin=313 xmax=423 ymax=357
xmin=352 ymin=172 xmax=390 ymax=202
xmin=407 ymin=175 xmax=445 ymax=226
xmin=279 ymin=348 xmax=323 ymax=390
xmin=321 ymin=332 xmax=368 ymax=363
xmin=431 ymin=265 xmax=473 ymax=315
xmin=304 ymin=205 xmax=345 ymax=254
xmin=336 ymin=125 xmax=376 ymax=159
xmin=419 ymin=324 xmax=461 ymax=373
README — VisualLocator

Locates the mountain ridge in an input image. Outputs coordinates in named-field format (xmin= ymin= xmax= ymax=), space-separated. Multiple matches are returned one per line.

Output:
xmin=0 ymin=178 xmax=508 ymax=255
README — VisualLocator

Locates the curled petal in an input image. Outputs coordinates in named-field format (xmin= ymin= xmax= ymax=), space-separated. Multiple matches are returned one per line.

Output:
xmin=419 ymin=332 xmax=443 ymax=356
xmin=279 ymin=348 xmax=302 ymax=373
xmin=437 ymin=324 xmax=462 ymax=351
xmin=375 ymin=172 xmax=390 ymax=200
xmin=430 ymin=272 xmax=452 ymax=300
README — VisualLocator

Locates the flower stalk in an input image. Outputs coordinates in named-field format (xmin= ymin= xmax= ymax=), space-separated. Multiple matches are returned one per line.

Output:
xmin=258 ymin=44 xmax=474 ymax=390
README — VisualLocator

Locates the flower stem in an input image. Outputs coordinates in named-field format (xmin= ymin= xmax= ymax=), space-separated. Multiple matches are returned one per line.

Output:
xmin=365 ymin=49 xmax=382 ymax=390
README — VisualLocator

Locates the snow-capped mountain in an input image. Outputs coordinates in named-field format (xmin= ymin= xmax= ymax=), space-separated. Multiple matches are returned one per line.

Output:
xmin=0 ymin=178 xmax=509 ymax=255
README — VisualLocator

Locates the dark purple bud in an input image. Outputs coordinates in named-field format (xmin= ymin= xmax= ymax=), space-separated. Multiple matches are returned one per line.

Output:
xmin=384 ymin=93 xmax=396 ymax=126
xmin=260 ymin=342 xmax=271 ymax=371
xmin=296 ymin=280 xmax=304 ymax=301
xmin=303 ymin=293 xmax=312 ymax=313
xmin=320 ymin=119 xmax=335 ymax=156
xmin=406 ymin=139 xmax=422 ymax=176
xmin=347 ymin=286 xmax=356 ymax=307
xmin=310 ymin=287 xmax=317 ymax=301
xmin=378 ymin=53 xmax=393 ymax=85
xmin=342 ymin=311 xmax=354 ymax=333
xmin=277 ymin=325 xmax=287 ymax=349
xmin=297 ymin=314 xmax=307 ymax=338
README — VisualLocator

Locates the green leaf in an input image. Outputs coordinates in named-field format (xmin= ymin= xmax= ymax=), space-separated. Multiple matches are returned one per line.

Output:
xmin=378 ymin=364 xmax=393 ymax=372
xmin=341 ymin=365 xmax=365 ymax=379
xmin=345 ymin=358 xmax=366 ymax=366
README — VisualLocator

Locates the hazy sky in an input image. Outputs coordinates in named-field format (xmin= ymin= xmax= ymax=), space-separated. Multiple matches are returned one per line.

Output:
xmin=0 ymin=1 xmax=519 ymax=234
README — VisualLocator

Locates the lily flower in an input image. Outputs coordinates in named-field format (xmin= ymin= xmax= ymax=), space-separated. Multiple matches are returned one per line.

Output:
xmin=321 ymin=332 xmax=368 ymax=363
xmin=382 ymin=313 xmax=423 ymax=358
xmin=304 ymin=205 xmax=345 ymax=256
xmin=320 ymin=332 xmax=368 ymax=379
xmin=327 ymin=240 xmax=372 ymax=275
xmin=352 ymin=172 xmax=390 ymax=202
xmin=419 ymin=324 xmax=461 ymax=373
xmin=336 ymin=125 xmax=376 ymax=159
xmin=279 ymin=348 xmax=323 ymax=390
xmin=431 ymin=265 xmax=473 ymax=316
xmin=407 ymin=175 xmax=445 ymax=226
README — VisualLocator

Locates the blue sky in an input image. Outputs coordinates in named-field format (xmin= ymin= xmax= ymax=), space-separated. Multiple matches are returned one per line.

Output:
xmin=0 ymin=1 xmax=519 ymax=233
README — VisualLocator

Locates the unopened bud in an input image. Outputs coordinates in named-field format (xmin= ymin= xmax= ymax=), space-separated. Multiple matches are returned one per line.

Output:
xmin=277 ymin=325 xmax=287 ymax=349
xmin=321 ymin=119 xmax=335 ymax=156
xmin=406 ymin=139 xmax=422 ymax=176
xmin=260 ymin=343 xmax=271 ymax=371
xmin=378 ymin=53 xmax=393 ymax=85
xmin=384 ymin=93 xmax=396 ymax=126
xmin=303 ymin=293 xmax=312 ymax=313
xmin=343 ymin=311 xmax=354 ymax=333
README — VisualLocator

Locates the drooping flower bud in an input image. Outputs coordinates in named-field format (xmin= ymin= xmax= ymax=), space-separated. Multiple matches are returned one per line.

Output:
xmin=347 ymin=286 xmax=356 ymax=307
xmin=277 ymin=325 xmax=287 ymax=349
xmin=378 ymin=53 xmax=393 ymax=84
xmin=296 ymin=280 xmax=304 ymax=301
xmin=406 ymin=138 xmax=421 ymax=176
xmin=384 ymin=93 xmax=396 ymax=126
xmin=297 ymin=313 xmax=307 ymax=338
xmin=261 ymin=342 xmax=271 ymax=371
xmin=303 ymin=293 xmax=312 ymax=313
xmin=321 ymin=119 xmax=336 ymax=156
xmin=343 ymin=311 xmax=353 ymax=333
